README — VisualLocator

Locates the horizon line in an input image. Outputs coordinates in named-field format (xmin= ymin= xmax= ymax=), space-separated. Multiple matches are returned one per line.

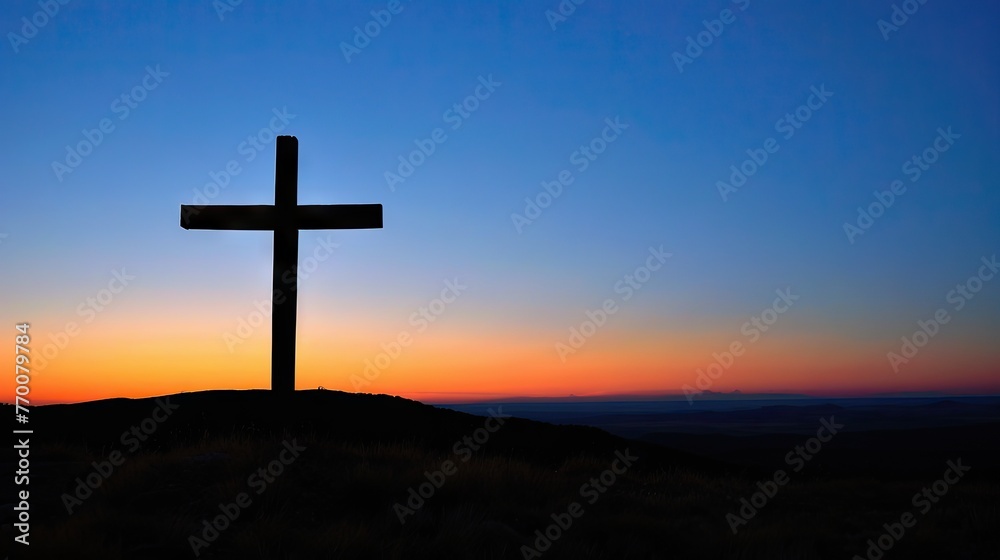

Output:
xmin=7 ymin=388 xmax=1000 ymax=407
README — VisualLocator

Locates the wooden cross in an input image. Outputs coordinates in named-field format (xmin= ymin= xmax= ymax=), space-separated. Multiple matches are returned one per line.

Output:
xmin=180 ymin=135 xmax=382 ymax=392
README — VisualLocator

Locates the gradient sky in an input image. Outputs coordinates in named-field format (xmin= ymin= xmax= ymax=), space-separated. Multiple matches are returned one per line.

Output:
xmin=2 ymin=1 xmax=998 ymax=404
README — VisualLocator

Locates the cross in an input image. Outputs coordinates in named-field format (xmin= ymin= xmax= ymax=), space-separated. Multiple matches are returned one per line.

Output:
xmin=180 ymin=135 xmax=382 ymax=392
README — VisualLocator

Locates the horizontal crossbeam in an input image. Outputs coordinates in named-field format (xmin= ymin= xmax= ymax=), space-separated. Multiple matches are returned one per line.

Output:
xmin=180 ymin=204 xmax=383 ymax=230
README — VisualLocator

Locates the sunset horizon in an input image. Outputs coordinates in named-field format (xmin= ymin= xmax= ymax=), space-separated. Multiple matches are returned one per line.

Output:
xmin=5 ymin=3 xmax=998 ymax=557
xmin=5 ymin=2 xmax=998 ymax=409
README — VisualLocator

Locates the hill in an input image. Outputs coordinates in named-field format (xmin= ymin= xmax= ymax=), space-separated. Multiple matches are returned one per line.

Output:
xmin=2 ymin=390 xmax=997 ymax=559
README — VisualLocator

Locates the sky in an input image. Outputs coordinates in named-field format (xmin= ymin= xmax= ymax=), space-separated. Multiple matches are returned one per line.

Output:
xmin=1 ymin=1 xmax=998 ymax=404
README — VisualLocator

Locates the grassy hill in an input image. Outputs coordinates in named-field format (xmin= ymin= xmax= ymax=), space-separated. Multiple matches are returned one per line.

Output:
xmin=3 ymin=390 xmax=997 ymax=559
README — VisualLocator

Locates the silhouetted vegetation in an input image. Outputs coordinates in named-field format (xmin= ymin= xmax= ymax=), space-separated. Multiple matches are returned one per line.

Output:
xmin=4 ymin=391 xmax=997 ymax=559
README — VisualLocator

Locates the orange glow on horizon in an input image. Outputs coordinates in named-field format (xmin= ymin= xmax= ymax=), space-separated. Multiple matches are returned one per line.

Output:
xmin=5 ymin=305 xmax=999 ymax=406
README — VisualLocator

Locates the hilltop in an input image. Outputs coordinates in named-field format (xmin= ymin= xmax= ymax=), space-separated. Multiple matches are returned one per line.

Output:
xmin=2 ymin=390 xmax=996 ymax=559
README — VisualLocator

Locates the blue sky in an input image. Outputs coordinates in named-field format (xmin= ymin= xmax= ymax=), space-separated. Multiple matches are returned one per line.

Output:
xmin=2 ymin=1 xmax=998 ymax=400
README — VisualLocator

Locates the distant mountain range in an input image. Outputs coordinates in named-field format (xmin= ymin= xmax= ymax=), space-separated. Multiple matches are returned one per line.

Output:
xmin=447 ymin=389 xmax=813 ymax=403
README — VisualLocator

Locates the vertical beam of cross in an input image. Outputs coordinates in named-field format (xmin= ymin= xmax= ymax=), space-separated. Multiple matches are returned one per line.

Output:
xmin=272 ymin=137 xmax=298 ymax=393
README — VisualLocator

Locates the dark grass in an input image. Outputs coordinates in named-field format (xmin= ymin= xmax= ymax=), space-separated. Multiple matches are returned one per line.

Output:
xmin=3 ymin=390 xmax=998 ymax=559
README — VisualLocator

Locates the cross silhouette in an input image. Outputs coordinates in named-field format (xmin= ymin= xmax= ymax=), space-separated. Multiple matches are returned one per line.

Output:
xmin=180 ymin=135 xmax=383 ymax=392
